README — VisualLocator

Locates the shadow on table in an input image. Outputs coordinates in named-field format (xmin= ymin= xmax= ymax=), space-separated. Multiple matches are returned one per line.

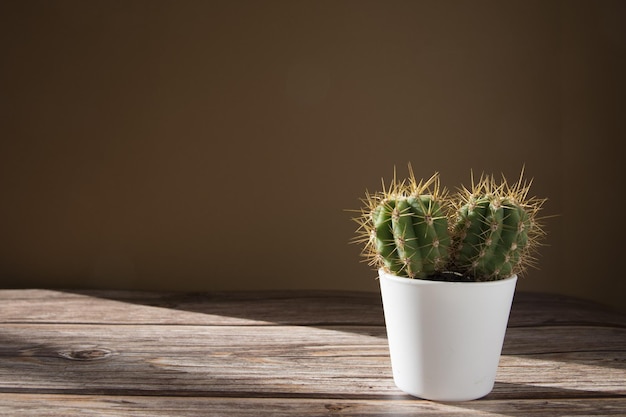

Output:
xmin=6 ymin=289 xmax=623 ymax=375
xmin=62 ymin=289 xmax=389 ymax=335
xmin=0 ymin=323 xmax=622 ymax=403
xmin=487 ymin=381 xmax=625 ymax=401
xmin=59 ymin=288 xmax=626 ymax=327
xmin=0 ymin=328 xmax=622 ymax=407
xmin=1 ymin=290 xmax=624 ymax=415
xmin=447 ymin=382 xmax=626 ymax=416
xmin=52 ymin=289 xmax=626 ymax=369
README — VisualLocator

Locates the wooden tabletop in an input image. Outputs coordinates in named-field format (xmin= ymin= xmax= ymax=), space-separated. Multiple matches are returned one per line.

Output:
xmin=0 ymin=289 xmax=624 ymax=416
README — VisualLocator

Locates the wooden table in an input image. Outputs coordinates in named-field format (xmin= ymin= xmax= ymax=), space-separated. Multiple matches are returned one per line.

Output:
xmin=0 ymin=289 xmax=624 ymax=416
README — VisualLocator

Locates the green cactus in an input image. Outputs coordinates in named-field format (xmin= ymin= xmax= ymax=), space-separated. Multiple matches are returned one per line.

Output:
xmin=355 ymin=170 xmax=450 ymax=279
xmin=352 ymin=166 xmax=546 ymax=282
xmin=452 ymin=197 xmax=528 ymax=280
xmin=449 ymin=172 xmax=545 ymax=281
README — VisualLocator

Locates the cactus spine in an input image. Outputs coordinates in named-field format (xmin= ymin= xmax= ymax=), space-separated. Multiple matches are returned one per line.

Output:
xmin=450 ymin=171 xmax=545 ymax=281
xmin=353 ymin=166 xmax=546 ymax=282
xmin=355 ymin=170 xmax=450 ymax=279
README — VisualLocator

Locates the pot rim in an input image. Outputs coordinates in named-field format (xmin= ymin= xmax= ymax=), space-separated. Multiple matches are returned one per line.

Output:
xmin=378 ymin=268 xmax=518 ymax=287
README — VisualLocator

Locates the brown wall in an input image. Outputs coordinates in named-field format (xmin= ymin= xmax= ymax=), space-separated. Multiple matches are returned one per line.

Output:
xmin=0 ymin=1 xmax=624 ymax=311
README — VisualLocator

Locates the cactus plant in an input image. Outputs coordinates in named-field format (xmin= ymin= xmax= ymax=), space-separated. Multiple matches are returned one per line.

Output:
xmin=449 ymin=171 xmax=546 ymax=281
xmin=354 ymin=169 xmax=451 ymax=279
xmin=353 ymin=166 xmax=546 ymax=282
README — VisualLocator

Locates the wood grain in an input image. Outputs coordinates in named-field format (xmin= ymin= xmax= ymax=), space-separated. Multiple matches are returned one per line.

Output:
xmin=0 ymin=290 xmax=624 ymax=416
xmin=1 ymin=393 xmax=626 ymax=417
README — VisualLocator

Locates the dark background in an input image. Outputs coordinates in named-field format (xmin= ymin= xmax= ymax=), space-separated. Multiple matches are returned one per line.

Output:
xmin=1 ymin=0 xmax=624 ymax=311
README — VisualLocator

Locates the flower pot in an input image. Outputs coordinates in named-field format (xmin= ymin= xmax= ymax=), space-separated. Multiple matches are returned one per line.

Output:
xmin=378 ymin=269 xmax=517 ymax=401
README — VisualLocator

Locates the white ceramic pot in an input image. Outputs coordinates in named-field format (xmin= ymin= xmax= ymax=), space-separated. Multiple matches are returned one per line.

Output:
xmin=379 ymin=268 xmax=517 ymax=401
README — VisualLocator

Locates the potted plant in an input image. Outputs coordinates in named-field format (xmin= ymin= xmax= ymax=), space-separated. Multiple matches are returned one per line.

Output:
xmin=352 ymin=166 xmax=546 ymax=401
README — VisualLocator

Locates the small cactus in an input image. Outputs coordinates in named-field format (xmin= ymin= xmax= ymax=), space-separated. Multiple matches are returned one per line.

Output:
xmin=354 ymin=169 xmax=451 ymax=279
xmin=450 ymin=171 xmax=546 ymax=281
xmin=353 ymin=166 xmax=546 ymax=282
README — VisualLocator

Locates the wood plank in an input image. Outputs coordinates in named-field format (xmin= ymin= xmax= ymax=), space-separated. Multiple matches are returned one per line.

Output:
xmin=0 ymin=393 xmax=625 ymax=417
xmin=502 ymin=326 xmax=626 ymax=355
xmin=0 ymin=324 xmax=623 ymax=399
xmin=508 ymin=292 xmax=626 ymax=328
xmin=0 ymin=289 xmax=385 ymax=326
xmin=2 ymin=323 xmax=393 ymax=398
xmin=1 ymin=290 xmax=624 ymax=328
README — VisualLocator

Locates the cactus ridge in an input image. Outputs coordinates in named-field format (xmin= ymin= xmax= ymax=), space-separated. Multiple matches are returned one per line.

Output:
xmin=356 ymin=169 xmax=451 ymax=279
xmin=449 ymin=171 xmax=546 ymax=281
xmin=370 ymin=194 xmax=450 ymax=279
